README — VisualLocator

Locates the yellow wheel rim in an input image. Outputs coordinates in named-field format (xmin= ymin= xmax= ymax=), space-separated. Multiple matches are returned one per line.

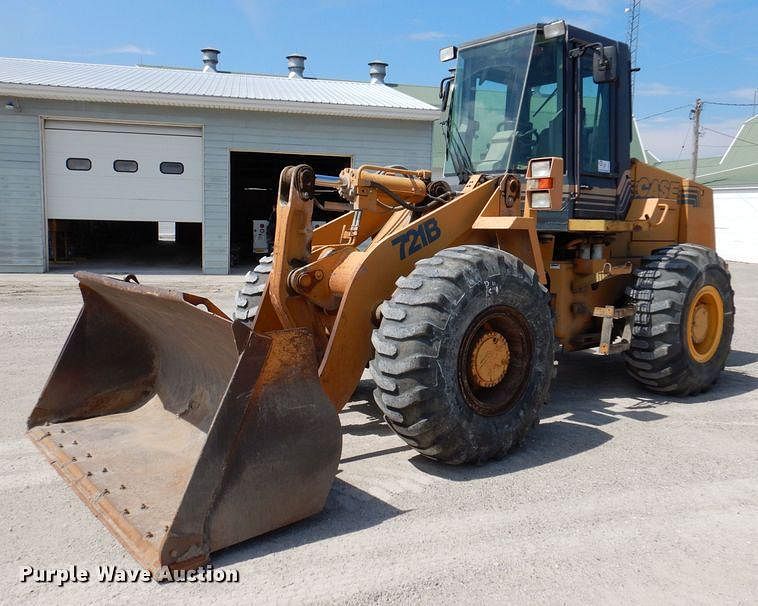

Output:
xmin=469 ymin=330 xmax=510 ymax=388
xmin=686 ymin=285 xmax=724 ymax=363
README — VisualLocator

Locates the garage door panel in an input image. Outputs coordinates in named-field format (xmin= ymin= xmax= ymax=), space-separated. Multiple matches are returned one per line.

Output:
xmin=44 ymin=121 xmax=203 ymax=222
xmin=714 ymin=190 xmax=758 ymax=263
xmin=46 ymin=196 xmax=202 ymax=222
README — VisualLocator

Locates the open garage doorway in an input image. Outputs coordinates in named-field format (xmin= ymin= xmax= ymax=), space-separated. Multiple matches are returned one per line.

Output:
xmin=229 ymin=151 xmax=350 ymax=268
xmin=47 ymin=219 xmax=202 ymax=272
xmin=43 ymin=119 xmax=204 ymax=273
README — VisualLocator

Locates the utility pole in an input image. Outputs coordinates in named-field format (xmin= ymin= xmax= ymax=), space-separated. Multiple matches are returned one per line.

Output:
xmin=690 ymin=98 xmax=703 ymax=181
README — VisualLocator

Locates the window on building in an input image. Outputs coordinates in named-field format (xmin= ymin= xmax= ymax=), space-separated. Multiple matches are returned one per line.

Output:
xmin=158 ymin=221 xmax=176 ymax=242
xmin=66 ymin=157 xmax=91 ymax=171
xmin=113 ymin=159 xmax=138 ymax=173
xmin=159 ymin=161 xmax=184 ymax=175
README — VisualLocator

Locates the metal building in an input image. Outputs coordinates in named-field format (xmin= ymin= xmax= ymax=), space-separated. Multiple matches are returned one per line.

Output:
xmin=0 ymin=51 xmax=438 ymax=273
xmin=654 ymin=114 xmax=758 ymax=263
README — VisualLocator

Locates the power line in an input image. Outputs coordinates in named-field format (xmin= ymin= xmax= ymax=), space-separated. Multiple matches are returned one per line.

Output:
xmin=676 ymin=127 xmax=691 ymax=161
xmin=703 ymin=101 xmax=757 ymax=107
xmin=636 ymin=104 xmax=690 ymax=121
xmin=702 ymin=126 xmax=758 ymax=147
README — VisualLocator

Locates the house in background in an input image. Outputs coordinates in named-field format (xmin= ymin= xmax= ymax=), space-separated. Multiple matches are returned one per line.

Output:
xmin=653 ymin=114 xmax=758 ymax=263
xmin=0 ymin=51 xmax=438 ymax=274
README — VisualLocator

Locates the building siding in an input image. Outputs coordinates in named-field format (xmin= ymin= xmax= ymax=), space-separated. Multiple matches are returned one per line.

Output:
xmin=0 ymin=112 xmax=44 ymax=271
xmin=713 ymin=187 xmax=758 ymax=264
xmin=0 ymin=98 xmax=433 ymax=273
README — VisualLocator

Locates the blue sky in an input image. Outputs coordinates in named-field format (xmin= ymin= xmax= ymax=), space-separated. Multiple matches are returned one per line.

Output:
xmin=2 ymin=0 xmax=756 ymax=159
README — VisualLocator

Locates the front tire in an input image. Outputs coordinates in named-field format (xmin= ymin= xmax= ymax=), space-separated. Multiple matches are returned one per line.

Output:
xmin=370 ymin=245 xmax=554 ymax=464
xmin=624 ymin=244 xmax=734 ymax=395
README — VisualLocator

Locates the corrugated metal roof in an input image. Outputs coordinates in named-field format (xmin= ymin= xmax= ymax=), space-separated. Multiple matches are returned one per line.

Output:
xmin=655 ymin=115 xmax=758 ymax=188
xmin=0 ymin=57 xmax=439 ymax=120
xmin=719 ymin=115 xmax=758 ymax=169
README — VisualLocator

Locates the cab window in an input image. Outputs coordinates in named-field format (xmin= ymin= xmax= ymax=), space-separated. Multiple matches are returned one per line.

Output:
xmin=510 ymin=36 xmax=565 ymax=171
xmin=580 ymin=55 xmax=613 ymax=174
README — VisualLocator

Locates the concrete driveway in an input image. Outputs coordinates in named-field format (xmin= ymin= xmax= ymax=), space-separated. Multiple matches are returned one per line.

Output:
xmin=2 ymin=264 xmax=757 ymax=604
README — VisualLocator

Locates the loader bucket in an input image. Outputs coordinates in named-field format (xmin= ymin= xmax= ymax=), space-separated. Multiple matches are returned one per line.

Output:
xmin=26 ymin=272 xmax=341 ymax=573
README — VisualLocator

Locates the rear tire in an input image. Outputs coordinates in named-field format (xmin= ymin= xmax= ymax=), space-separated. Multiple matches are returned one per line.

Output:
xmin=624 ymin=244 xmax=734 ymax=395
xmin=370 ymin=245 xmax=554 ymax=464
xmin=233 ymin=256 xmax=272 ymax=322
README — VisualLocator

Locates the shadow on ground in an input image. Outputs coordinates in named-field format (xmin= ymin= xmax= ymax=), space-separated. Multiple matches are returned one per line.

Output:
xmin=213 ymin=347 xmax=757 ymax=565
xmin=347 ymin=348 xmax=758 ymax=480
xmin=551 ymin=349 xmax=758 ymax=425
xmin=213 ymin=477 xmax=404 ymax=568
xmin=339 ymin=378 xmax=396 ymax=438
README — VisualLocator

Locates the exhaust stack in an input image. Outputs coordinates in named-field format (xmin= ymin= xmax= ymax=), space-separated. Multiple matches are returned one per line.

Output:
xmin=368 ymin=60 xmax=388 ymax=84
xmin=286 ymin=54 xmax=307 ymax=78
xmin=201 ymin=47 xmax=220 ymax=72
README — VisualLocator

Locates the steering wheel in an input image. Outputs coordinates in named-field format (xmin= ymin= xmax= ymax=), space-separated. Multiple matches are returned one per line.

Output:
xmin=495 ymin=121 xmax=537 ymax=143
xmin=516 ymin=125 xmax=537 ymax=143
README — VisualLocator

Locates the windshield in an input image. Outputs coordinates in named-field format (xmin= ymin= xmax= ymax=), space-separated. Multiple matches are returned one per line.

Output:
xmin=445 ymin=30 xmax=565 ymax=177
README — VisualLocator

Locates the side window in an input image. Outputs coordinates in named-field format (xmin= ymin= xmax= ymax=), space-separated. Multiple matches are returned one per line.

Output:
xmin=113 ymin=159 xmax=138 ymax=173
xmin=160 ymin=161 xmax=184 ymax=175
xmin=580 ymin=56 xmax=612 ymax=174
xmin=66 ymin=158 xmax=91 ymax=171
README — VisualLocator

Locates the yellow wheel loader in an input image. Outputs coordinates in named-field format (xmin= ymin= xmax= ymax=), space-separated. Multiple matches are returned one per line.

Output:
xmin=28 ymin=21 xmax=734 ymax=573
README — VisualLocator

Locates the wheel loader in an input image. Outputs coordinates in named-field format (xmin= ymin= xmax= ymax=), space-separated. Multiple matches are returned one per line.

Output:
xmin=27 ymin=21 xmax=734 ymax=574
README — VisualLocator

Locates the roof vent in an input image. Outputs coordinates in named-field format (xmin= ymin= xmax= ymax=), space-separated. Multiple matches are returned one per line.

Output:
xmin=368 ymin=60 xmax=388 ymax=85
xmin=286 ymin=54 xmax=307 ymax=79
xmin=201 ymin=48 xmax=220 ymax=72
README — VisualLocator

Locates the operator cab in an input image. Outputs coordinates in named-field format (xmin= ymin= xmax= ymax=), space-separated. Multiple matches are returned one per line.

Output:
xmin=440 ymin=21 xmax=632 ymax=226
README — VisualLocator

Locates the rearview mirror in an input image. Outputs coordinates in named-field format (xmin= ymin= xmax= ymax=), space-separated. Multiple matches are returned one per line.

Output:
xmin=592 ymin=45 xmax=617 ymax=83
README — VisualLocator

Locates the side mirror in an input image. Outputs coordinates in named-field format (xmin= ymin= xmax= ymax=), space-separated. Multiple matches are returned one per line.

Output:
xmin=592 ymin=45 xmax=617 ymax=83
xmin=439 ymin=76 xmax=454 ymax=111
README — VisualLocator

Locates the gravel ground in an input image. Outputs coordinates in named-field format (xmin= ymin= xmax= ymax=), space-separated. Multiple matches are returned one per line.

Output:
xmin=1 ymin=264 xmax=756 ymax=605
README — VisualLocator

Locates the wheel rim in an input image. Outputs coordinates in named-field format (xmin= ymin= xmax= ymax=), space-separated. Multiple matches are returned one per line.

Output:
xmin=459 ymin=306 xmax=533 ymax=416
xmin=686 ymin=285 xmax=724 ymax=363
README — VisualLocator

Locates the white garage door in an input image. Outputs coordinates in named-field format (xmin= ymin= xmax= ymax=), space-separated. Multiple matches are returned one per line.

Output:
xmin=714 ymin=188 xmax=758 ymax=263
xmin=44 ymin=120 xmax=202 ymax=222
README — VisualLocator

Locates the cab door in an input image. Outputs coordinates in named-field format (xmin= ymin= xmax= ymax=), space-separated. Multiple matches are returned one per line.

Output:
xmin=573 ymin=51 xmax=619 ymax=219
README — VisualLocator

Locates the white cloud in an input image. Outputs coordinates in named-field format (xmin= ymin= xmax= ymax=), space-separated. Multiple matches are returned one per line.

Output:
xmin=233 ymin=0 xmax=269 ymax=35
xmin=727 ymin=87 xmax=758 ymax=101
xmin=636 ymin=82 xmax=685 ymax=97
xmin=644 ymin=0 xmax=718 ymax=22
xmin=100 ymin=44 xmax=155 ymax=56
xmin=552 ymin=0 xmax=613 ymax=15
xmin=408 ymin=31 xmax=448 ymax=41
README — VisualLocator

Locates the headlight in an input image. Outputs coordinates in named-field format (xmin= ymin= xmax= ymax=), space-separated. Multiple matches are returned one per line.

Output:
xmin=543 ymin=20 xmax=566 ymax=40
xmin=529 ymin=192 xmax=551 ymax=209
xmin=529 ymin=159 xmax=552 ymax=178
xmin=439 ymin=46 xmax=458 ymax=62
